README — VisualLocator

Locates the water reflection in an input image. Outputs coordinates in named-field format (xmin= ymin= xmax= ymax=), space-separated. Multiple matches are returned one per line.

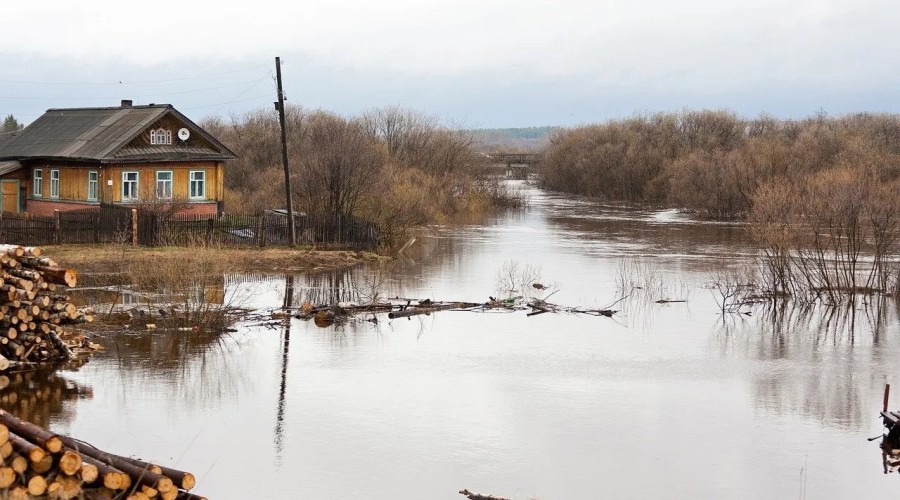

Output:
xmin=715 ymin=299 xmax=900 ymax=430
xmin=92 ymin=328 xmax=252 ymax=408
xmin=0 ymin=367 xmax=92 ymax=428
xmin=274 ymin=276 xmax=293 ymax=464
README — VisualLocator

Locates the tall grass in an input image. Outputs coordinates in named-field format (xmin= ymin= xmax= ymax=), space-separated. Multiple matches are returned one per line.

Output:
xmin=122 ymin=238 xmax=246 ymax=330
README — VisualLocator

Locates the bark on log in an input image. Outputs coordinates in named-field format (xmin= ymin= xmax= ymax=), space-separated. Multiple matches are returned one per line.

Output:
xmin=58 ymin=436 xmax=175 ymax=493
xmin=33 ymin=266 xmax=77 ymax=287
xmin=0 ymin=409 xmax=63 ymax=453
xmin=8 ymin=430 xmax=47 ymax=463
xmin=81 ymin=454 xmax=131 ymax=490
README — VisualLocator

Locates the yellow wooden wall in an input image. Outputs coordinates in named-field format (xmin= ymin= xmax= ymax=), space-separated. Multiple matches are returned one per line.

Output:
xmin=30 ymin=162 xmax=224 ymax=204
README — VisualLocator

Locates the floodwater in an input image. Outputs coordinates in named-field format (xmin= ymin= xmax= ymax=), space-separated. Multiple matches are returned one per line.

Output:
xmin=7 ymin=181 xmax=900 ymax=499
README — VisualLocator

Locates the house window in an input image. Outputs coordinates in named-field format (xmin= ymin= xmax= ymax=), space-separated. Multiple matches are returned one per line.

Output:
xmin=156 ymin=171 xmax=173 ymax=199
xmin=88 ymin=171 xmax=99 ymax=201
xmin=33 ymin=169 xmax=42 ymax=197
xmin=189 ymin=171 xmax=206 ymax=199
xmin=49 ymin=170 xmax=60 ymax=198
xmin=150 ymin=129 xmax=172 ymax=145
xmin=122 ymin=171 xmax=139 ymax=201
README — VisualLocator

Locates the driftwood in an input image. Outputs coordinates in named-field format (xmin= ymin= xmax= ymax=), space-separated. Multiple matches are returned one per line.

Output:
xmin=291 ymin=295 xmax=620 ymax=324
xmin=459 ymin=489 xmax=511 ymax=500
xmin=388 ymin=302 xmax=479 ymax=319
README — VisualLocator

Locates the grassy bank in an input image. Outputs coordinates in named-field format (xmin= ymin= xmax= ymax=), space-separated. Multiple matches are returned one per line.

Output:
xmin=44 ymin=244 xmax=384 ymax=277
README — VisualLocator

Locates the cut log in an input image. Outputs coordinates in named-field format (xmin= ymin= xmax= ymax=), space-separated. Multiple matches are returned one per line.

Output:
xmin=81 ymin=454 xmax=130 ymax=490
xmin=81 ymin=461 xmax=100 ymax=483
xmin=32 ymin=266 xmax=77 ymax=287
xmin=58 ymin=436 xmax=175 ymax=493
xmin=27 ymin=474 xmax=48 ymax=496
xmin=31 ymin=454 xmax=53 ymax=474
xmin=8 ymin=430 xmax=47 ymax=462
xmin=0 ymin=409 xmax=63 ymax=453
xmin=10 ymin=455 xmax=28 ymax=474
xmin=0 ymin=466 xmax=13 ymax=488
xmin=48 ymin=475 xmax=81 ymax=498
xmin=0 ymin=245 xmax=25 ymax=257
xmin=58 ymin=449 xmax=83 ymax=475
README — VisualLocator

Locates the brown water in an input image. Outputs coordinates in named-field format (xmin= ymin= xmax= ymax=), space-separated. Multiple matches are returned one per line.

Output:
xmin=7 ymin=182 xmax=900 ymax=499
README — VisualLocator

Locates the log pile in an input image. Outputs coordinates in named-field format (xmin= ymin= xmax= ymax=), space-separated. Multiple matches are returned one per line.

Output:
xmin=0 ymin=410 xmax=205 ymax=499
xmin=0 ymin=245 xmax=93 ymax=370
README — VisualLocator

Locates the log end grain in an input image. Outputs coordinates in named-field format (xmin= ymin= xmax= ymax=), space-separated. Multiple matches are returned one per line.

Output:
xmin=0 ymin=466 xmax=15 ymax=488
xmin=59 ymin=449 xmax=83 ymax=475
xmin=27 ymin=474 xmax=47 ymax=496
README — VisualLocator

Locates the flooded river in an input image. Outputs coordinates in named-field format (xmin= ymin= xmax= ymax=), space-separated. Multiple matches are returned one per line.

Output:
xmin=9 ymin=182 xmax=900 ymax=499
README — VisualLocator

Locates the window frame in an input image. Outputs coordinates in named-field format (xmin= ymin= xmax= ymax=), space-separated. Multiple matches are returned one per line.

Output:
xmin=49 ymin=169 xmax=60 ymax=199
xmin=156 ymin=170 xmax=173 ymax=200
xmin=87 ymin=171 xmax=99 ymax=201
xmin=122 ymin=171 xmax=139 ymax=201
xmin=189 ymin=170 xmax=206 ymax=200
xmin=150 ymin=129 xmax=171 ymax=145
xmin=33 ymin=169 xmax=43 ymax=197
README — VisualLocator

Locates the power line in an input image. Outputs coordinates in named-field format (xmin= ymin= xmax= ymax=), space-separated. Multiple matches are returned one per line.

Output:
xmin=0 ymin=77 xmax=270 ymax=101
xmin=0 ymin=64 xmax=269 ymax=86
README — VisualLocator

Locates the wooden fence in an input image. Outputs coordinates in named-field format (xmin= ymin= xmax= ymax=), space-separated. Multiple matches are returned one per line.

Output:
xmin=0 ymin=206 xmax=380 ymax=250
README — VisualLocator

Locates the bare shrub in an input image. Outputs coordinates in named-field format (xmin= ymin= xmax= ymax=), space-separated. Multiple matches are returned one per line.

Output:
xmin=495 ymin=260 xmax=544 ymax=298
xmin=123 ymin=240 xmax=246 ymax=330
xmin=751 ymin=168 xmax=900 ymax=302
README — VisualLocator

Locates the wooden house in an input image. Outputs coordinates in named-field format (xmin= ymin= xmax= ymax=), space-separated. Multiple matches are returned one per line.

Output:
xmin=0 ymin=100 xmax=236 ymax=216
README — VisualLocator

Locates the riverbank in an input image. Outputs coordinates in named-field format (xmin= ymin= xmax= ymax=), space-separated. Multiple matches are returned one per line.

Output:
xmin=41 ymin=244 xmax=386 ymax=276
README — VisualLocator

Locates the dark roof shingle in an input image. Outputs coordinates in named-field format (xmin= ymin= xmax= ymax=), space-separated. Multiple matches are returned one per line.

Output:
xmin=0 ymin=104 xmax=236 ymax=162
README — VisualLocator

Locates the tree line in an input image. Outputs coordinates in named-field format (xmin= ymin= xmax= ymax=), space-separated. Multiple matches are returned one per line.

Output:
xmin=201 ymin=106 xmax=519 ymax=250
xmin=541 ymin=110 xmax=900 ymax=298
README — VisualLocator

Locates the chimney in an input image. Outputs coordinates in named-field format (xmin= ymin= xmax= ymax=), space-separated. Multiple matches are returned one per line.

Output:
xmin=121 ymin=99 xmax=133 ymax=108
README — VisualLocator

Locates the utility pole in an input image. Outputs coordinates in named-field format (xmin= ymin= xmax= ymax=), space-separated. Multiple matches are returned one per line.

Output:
xmin=275 ymin=56 xmax=296 ymax=246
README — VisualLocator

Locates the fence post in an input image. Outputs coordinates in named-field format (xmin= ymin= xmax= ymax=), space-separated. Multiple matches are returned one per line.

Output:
xmin=257 ymin=214 xmax=267 ymax=247
xmin=206 ymin=218 xmax=213 ymax=245
xmin=131 ymin=209 xmax=138 ymax=246
xmin=93 ymin=210 xmax=100 ymax=243
xmin=53 ymin=210 xmax=60 ymax=245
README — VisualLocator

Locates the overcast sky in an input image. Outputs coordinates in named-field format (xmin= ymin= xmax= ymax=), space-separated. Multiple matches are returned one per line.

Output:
xmin=2 ymin=0 xmax=898 ymax=127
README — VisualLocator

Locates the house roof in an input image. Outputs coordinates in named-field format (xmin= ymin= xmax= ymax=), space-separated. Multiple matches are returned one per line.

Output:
xmin=0 ymin=104 xmax=236 ymax=163
xmin=0 ymin=160 xmax=22 ymax=176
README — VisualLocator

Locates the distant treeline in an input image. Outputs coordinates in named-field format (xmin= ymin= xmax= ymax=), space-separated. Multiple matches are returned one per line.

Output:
xmin=201 ymin=106 xmax=519 ymax=250
xmin=539 ymin=110 xmax=900 ymax=219
xmin=468 ymin=126 xmax=557 ymax=152
xmin=542 ymin=110 xmax=900 ymax=300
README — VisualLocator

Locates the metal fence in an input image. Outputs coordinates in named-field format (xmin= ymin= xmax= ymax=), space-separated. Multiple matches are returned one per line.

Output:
xmin=0 ymin=206 xmax=380 ymax=250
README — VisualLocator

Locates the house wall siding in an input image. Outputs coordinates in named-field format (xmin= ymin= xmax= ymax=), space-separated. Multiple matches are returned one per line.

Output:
xmin=25 ymin=161 xmax=221 ymax=205
xmin=105 ymin=162 xmax=221 ymax=203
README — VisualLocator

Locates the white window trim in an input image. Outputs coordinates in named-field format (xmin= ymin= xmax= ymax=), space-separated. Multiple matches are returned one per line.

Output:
xmin=156 ymin=170 xmax=173 ymax=200
xmin=150 ymin=129 xmax=172 ymax=145
xmin=49 ymin=169 xmax=60 ymax=199
xmin=33 ymin=169 xmax=43 ymax=197
xmin=122 ymin=171 xmax=139 ymax=201
xmin=88 ymin=171 xmax=99 ymax=201
xmin=189 ymin=170 xmax=206 ymax=200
